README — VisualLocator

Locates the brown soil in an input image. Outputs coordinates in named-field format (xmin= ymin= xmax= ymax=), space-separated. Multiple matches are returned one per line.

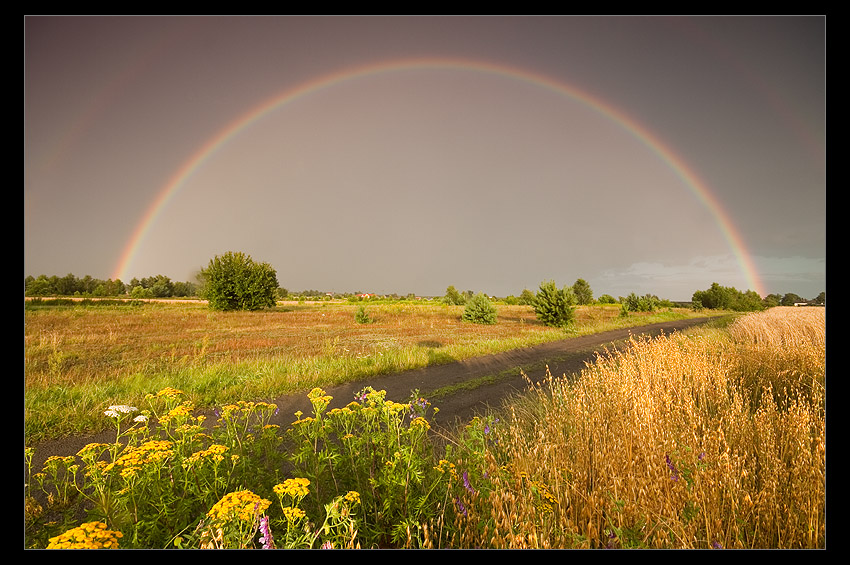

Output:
xmin=28 ymin=317 xmax=713 ymax=471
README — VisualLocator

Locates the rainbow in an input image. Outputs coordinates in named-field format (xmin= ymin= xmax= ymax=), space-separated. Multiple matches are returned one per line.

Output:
xmin=112 ymin=57 xmax=765 ymax=296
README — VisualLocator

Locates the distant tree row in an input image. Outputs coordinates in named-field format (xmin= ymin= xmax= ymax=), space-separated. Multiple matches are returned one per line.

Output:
xmin=692 ymin=283 xmax=825 ymax=311
xmin=24 ymin=273 xmax=197 ymax=298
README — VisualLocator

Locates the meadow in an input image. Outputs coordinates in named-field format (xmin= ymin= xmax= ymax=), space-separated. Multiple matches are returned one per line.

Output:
xmin=24 ymin=303 xmax=825 ymax=549
xmin=25 ymin=299 xmax=705 ymax=444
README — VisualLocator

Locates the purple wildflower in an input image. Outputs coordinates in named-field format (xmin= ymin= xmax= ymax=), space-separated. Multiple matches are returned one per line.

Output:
xmin=455 ymin=497 xmax=467 ymax=517
xmin=711 ymin=540 xmax=723 ymax=549
xmin=462 ymin=471 xmax=476 ymax=493
xmin=666 ymin=454 xmax=679 ymax=481
xmin=258 ymin=515 xmax=275 ymax=549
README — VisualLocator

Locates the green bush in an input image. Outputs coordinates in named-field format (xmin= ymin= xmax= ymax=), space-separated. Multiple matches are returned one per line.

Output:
xmin=533 ymin=280 xmax=576 ymax=327
xmin=199 ymin=251 xmax=279 ymax=311
xmin=623 ymin=292 xmax=660 ymax=313
xmin=462 ymin=293 xmax=497 ymax=325
xmin=355 ymin=306 xmax=372 ymax=324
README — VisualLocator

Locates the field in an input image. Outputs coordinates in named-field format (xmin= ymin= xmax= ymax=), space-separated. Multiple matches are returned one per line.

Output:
xmin=24 ymin=303 xmax=825 ymax=549
xmin=24 ymin=299 xmax=706 ymax=444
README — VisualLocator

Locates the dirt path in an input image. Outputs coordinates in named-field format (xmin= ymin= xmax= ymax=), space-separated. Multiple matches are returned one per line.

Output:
xmin=28 ymin=317 xmax=713 ymax=470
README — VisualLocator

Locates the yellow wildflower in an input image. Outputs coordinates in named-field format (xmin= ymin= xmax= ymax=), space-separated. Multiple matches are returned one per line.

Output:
xmin=274 ymin=477 xmax=311 ymax=499
xmin=307 ymin=388 xmax=333 ymax=411
xmin=47 ymin=521 xmax=123 ymax=549
xmin=410 ymin=417 xmax=430 ymax=430
xmin=183 ymin=444 xmax=228 ymax=468
xmin=343 ymin=491 xmax=361 ymax=505
xmin=76 ymin=443 xmax=110 ymax=459
xmin=156 ymin=387 xmax=184 ymax=399
xmin=206 ymin=490 xmax=271 ymax=524
xmin=434 ymin=459 xmax=458 ymax=480
xmin=159 ymin=401 xmax=194 ymax=424
xmin=281 ymin=506 xmax=307 ymax=522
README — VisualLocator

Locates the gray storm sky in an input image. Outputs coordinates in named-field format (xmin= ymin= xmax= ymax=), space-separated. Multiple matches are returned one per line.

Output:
xmin=24 ymin=16 xmax=825 ymax=301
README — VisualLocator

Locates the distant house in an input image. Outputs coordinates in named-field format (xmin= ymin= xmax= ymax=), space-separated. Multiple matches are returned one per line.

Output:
xmin=358 ymin=293 xmax=375 ymax=299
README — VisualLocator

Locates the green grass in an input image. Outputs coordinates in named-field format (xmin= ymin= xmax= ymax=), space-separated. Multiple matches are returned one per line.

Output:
xmin=25 ymin=300 xmax=721 ymax=444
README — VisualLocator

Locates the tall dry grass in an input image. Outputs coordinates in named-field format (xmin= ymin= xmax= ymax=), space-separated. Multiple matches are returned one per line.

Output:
xmin=462 ymin=307 xmax=825 ymax=548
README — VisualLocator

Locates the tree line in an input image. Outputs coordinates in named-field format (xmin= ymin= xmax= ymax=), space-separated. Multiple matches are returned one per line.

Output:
xmin=25 ymin=252 xmax=824 ymax=314
xmin=24 ymin=273 xmax=197 ymax=299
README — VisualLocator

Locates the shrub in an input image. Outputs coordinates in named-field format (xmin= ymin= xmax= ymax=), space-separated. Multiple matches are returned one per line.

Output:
xmin=199 ymin=251 xmax=279 ymax=311
xmin=623 ymin=292 xmax=660 ymax=312
xmin=354 ymin=306 xmax=372 ymax=324
xmin=533 ymin=280 xmax=576 ymax=327
xmin=462 ymin=293 xmax=497 ymax=325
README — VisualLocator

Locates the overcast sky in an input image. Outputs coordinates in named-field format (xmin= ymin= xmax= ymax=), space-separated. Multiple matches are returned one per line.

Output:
xmin=24 ymin=16 xmax=825 ymax=300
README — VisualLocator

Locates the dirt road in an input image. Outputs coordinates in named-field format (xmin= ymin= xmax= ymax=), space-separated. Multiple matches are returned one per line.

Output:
xmin=28 ymin=317 xmax=713 ymax=470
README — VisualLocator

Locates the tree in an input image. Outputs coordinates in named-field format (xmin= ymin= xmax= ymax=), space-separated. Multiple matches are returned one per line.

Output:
xmin=199 ymin=251 xmax=279 ymax=311
xmin=533 ymin=280 xmax=576 ymax=327
xmin=462 ymin=293 xmax=497 ymax=325
xmin=692 ymin=282 xmax=765 ymax=312
xmin=572 ymin=278 xmax=593 ymax=305
xmin=443 ymin=285 xmax=466 ymax=306
xmin=518 ymin=289 xmax=537 ymax=306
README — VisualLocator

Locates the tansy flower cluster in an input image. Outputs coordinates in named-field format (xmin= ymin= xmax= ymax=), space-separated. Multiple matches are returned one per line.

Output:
xmin=434 ymin=459 xmax=459 ymax=481
xmin=158 ymin=401 xmax=195 ymax=425
xmin=47 ymin=521 xmax=123 ymax=549
xmin=152 ymin=387 xmax=184 ymax=399
xmin=206 ymin=490 xmax=271 ymax=524
xmin=410 ymin=416 xmax=430 ymax=430
xmin=218 ymin=400 xmax=277 ymax=421
xmin=274 ymin=477 xmax=311 ymax=499
xmin=104 ymin=440 xmax=174 ymax=479
xmin=343 ymin=490 xmax=361 ymax=505
xmin=307 ymin=388 xmax=333 ymax=412
xmin=182 ymin=444 xmax=229 ymax=468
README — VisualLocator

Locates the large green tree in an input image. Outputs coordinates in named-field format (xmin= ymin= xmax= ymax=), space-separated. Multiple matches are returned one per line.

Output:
xmin=572 ymin=278 xmax=594 ymax=305
xmin=199 ymin=251 xmax=279 ymax=311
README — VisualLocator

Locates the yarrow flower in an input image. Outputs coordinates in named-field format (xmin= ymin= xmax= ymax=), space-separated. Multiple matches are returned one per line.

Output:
xmin=104 ymin=405 xmax=138 ymax=418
